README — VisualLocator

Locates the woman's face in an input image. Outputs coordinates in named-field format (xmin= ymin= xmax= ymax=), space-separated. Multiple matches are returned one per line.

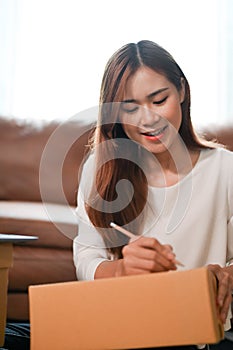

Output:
xmin=119 ymin=67 xmax=185 ymax=156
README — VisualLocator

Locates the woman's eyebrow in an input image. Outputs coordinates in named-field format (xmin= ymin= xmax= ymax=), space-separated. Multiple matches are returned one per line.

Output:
xmin=147 ymin=87 xmax=169 ymax=98
xmin=122 ymin=87 xmax=169 ymax=104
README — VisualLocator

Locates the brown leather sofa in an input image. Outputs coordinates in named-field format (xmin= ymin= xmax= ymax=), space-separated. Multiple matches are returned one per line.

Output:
xmin=201 ymin=124 xmax=233 ymax=151
xmin=0 ymin=116 xmax=232 ymax=323
xmin=0 ymin=115 xmax=96 ymax=320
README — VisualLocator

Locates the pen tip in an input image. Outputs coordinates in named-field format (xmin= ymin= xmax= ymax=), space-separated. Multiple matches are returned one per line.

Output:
xmin=110 ymin=222 xmax=116 ymax=228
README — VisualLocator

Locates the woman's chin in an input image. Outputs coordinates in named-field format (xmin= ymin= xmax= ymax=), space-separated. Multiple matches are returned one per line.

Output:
xmin=139 ymin=141 xmax=170 ymax=156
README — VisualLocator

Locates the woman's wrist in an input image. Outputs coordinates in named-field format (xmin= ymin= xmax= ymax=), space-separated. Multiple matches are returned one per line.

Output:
xmin=115 ymin=259 xmax=125 ymax=277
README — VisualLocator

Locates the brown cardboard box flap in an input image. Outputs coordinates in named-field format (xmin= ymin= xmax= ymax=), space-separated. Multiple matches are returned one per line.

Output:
xmin=29 ymin=267 xmax=224 ymax=350
xmin=0 ymin=243 xmax=13 ymax=268
xmin=0 ymin=244 xmax=13 ymax=346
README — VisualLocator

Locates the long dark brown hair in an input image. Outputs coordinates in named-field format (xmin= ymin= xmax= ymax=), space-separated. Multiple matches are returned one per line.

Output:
xmin=85 ymin=40 xmax=212 ymax=258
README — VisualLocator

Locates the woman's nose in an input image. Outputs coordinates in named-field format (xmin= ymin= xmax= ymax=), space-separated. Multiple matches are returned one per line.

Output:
xmin=139 ymin=106 xmax=160 ymax=126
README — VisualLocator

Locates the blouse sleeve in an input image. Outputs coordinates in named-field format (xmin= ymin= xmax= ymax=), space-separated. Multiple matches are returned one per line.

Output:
xmin=227 ymin=151 xmax=233 ymax=264
xmin=226 ymin=160 xmax=233 ymax=330
xmin=73 ymin=154 xmax=109 ymax=280
xmin=227 ymin=217 xmax=233 ymax=264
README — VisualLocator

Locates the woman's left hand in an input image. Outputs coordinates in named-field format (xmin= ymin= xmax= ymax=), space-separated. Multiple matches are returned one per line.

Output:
xmin=207 ymin=264 xmax=233 ymax=324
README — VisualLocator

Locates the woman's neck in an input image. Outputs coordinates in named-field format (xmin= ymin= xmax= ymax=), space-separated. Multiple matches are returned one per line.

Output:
xmin=144 ymin=140 xmax=200 ymax=187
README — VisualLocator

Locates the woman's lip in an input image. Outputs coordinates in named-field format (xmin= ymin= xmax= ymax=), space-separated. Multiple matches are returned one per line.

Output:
xmin=143 ymin=134 xmax=164 ymax=141
xmin=140 ymin=125 xmax=168 ymax=137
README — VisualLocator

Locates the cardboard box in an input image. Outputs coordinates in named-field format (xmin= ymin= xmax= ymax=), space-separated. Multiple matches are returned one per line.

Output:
xmin=0 ymin=234 xmax=37 ymax=346
xmin=0 ymin=243 xmax=13 ymax=346
xmin=29 ymin=267 xmax=224 ymax=350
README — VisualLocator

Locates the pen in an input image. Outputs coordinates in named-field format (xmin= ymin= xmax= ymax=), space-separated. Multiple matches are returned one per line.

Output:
xmin=110 ymin=221 xmax=185 ymax=267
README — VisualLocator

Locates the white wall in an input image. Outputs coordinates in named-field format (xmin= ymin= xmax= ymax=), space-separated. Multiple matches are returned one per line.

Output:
xmin=0 ymin=0 xmax=231 ymax=127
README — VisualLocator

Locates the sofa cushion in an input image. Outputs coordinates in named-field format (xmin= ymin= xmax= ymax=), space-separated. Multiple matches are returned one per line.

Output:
xmin=201 ymin=124 xmax=233 ymax=151
xmin=7 ymin=293 xmax=29 ymax=321
xmin=0 ymin=117 xmax=95 ymax=206
xmin=0 ymin=201 xmax=78 ymax=248
xmin=8 ymin=246 xmax=77 ymax=291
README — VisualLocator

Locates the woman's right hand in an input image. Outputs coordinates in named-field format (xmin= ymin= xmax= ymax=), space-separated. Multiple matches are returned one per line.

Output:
xmin=116 ymin=236 xmax=177 ymax=276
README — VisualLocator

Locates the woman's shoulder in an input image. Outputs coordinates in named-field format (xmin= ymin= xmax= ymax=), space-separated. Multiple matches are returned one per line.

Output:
xmin=79 ymin=151 xmax=95 ymax=175
xmin=200 ymin=147 xmax=233 ymax=178
xmin=78 ymin=151 xmax=96 ymax=195
xmin=201 ymin=146 xmax=233 ymax=161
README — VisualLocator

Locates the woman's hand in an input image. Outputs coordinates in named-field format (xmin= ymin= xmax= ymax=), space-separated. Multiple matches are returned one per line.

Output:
xmin=117 ymin=236 xmax=177 ymax=276
xmin=207 ymin=264 xmax=233 ymax=324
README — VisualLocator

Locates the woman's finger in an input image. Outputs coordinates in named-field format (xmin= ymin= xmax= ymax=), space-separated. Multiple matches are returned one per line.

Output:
xmin=124 ymin=255 xmax=171 ymax=273
xmin=219 ymin=293 xmax=232 ymax=323
xmin=217 ymin=271 xmax=230 ymax=307
xmin=123 ymin=237 xmax=177 ymax=273
xmin=130 ymin=237 xmax=175 ymax=260
xmin=207 ymin=264 xmax=233 ymax=323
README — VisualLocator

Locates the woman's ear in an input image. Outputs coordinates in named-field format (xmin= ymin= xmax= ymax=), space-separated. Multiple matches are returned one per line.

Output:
xmin=179 ymin=77 xmax=185 ymax=103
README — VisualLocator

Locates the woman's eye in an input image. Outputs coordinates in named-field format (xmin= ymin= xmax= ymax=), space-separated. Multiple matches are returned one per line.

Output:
xmin=121 ymin=104 xmax=139 ymax=114
xmin=153 ymin=96 xmax=167 ymax=105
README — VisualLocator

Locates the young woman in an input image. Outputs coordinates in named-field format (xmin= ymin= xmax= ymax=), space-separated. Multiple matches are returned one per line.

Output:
xmin=73 ymin=40 xmax=233 ymax=349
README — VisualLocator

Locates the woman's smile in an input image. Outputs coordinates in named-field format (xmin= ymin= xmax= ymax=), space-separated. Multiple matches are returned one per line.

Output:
xmin=140 ymin=125 xmax=168 ymax=142
xmin=120 ymin=66 xmax=185 ymax=157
